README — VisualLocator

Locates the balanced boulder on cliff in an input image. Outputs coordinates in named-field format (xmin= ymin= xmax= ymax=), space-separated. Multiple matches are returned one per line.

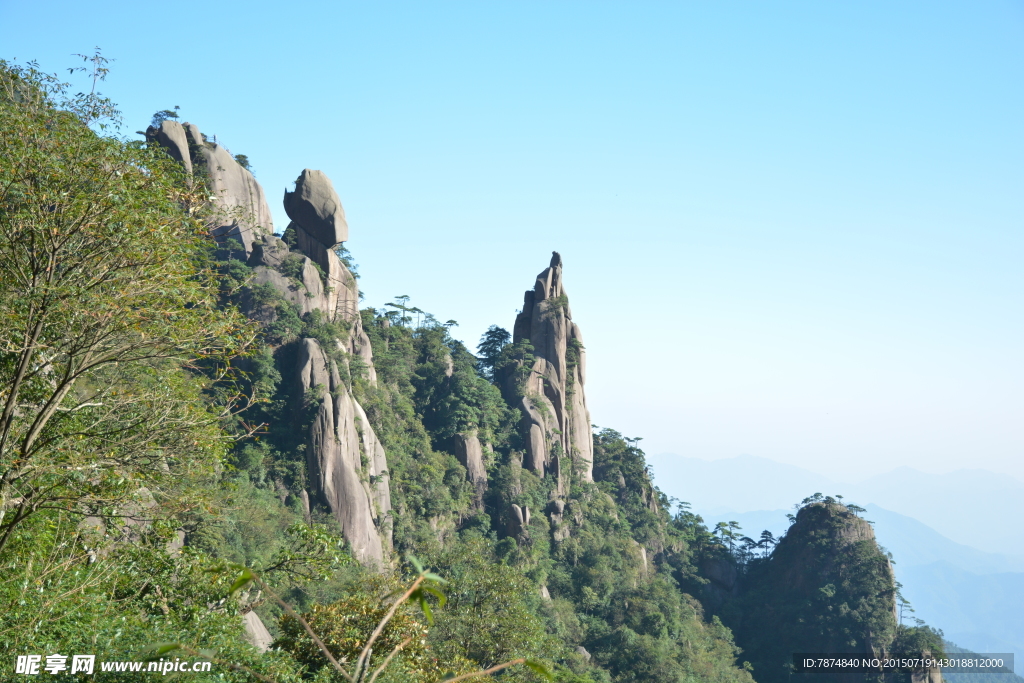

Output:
xmin=284 ymin=169 xmax=348 ymax=247
xmin=146 ymin=130 xmax=390 ymax=566
xmin=281 ymin=170 xmax=365 ymax=328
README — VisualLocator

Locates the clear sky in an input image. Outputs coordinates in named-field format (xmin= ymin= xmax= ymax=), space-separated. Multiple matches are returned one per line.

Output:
xmin=3 ymin=1 xmax=1021 ymax=480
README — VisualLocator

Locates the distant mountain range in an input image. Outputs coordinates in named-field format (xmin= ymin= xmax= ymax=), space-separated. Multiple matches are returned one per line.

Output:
xmin=709 ymin=505 xmax=1024 ymax=575
xmin=647 ymin=453 xmax=1024 ymax=555
xmin=647 ymin=454 xmax=1024 ymax=658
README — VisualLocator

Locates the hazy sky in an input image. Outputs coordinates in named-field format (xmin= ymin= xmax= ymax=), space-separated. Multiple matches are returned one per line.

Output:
xmin=3 ymin=1 xmax=1021 ymax=480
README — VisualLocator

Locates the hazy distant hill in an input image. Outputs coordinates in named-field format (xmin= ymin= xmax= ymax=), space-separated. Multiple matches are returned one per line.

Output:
xmin=849 ymin=466 xmax=1024 ymax=554
xmin=647 ymin=453 xmax=1024 ymax=553
xmin=707 ymin=505 xmax=1024 ymax=575
xmin=902 ymin=561 xmax=1024 ymax=656
xmin=944 ymin=641 xmax=1024 ymax=683
xmin=685 ymin=504 xmax=1024 ymax=659
xmin=648 ymin=454 xmax=1024 ymax=659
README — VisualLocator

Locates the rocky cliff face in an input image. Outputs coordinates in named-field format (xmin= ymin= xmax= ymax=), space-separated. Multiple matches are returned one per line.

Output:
xmin=147 ymin=120 xmax=274 ymax=254
xmin=453 ymin=431 xmax=488 ymax=510
xmin=149 ymin=125 xmax=390 ymax=565
xmin=506 ymin=252 xmax=594 ymax=487
xmin=769 ymin=503 xmax=896 ymax=623
xmin=295 ymin=337 xmax=390 ymax=564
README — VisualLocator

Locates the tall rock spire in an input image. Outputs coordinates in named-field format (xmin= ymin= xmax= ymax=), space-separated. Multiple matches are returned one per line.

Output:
xmin=507 ymin=252 xmax=594 ymax=484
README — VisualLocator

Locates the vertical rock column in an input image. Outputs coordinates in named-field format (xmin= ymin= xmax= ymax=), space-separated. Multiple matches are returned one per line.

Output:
xmin=296 ymin=339 xmax=389 ymax=565
xmin=282 ymin=170 xmax=391 ymax=564
xmin=454 ymin=431 xmax=488 ymax=510
xmin=284 ymin=169 xmax=377 ymax=383
xmin=506 ymin=252 xmax=594 ymax=486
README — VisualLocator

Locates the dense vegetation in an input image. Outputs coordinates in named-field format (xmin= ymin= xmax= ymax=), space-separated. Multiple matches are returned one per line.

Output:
xmin=0 ymin=56 xmax=300 ymax=679
xmin=0 ymin=56 xmax=944 ymax=683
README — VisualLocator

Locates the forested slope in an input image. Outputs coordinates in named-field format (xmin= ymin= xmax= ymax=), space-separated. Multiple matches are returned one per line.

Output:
xmin=0 ymin=57 xmax=944 ymax=683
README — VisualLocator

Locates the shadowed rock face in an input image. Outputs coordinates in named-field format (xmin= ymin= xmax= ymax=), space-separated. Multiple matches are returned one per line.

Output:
xmin=250 ymin=243 xmax=325 ymax=316
xmin=272 ymin=169 xmax=386 ymax=565
xmin=283 ymin=169 xmax=348 ymax=248
xmin=149 ymin=121 xmax=192 ymax=175
xmin=183 ymin=122 xmax=203 ymax=149
xmin=245 ymin=230 xmax=374 ymax=384
xmin=768 ymin=503 xmax=896 ymax=624
xmin=736 ymin=502 xmax=902 ymax=683
xmin=508 ymin=252 xmax=593 ymax=485
xmin=197 ymin=142 xmax=275 ymax=254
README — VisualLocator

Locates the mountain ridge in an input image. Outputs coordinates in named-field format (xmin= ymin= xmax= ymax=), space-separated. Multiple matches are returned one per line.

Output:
xmin=648 ymin=452 xmax=1024 ymax=554
xmin=683 ymin=504 xmax=1024 ymax=660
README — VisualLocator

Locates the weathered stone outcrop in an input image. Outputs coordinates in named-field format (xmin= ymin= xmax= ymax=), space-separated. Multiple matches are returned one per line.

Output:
xmin=280 ymin=170 xmax=376 ymax=383
xmin=508 ymin=503 xmax=530 ymax=541
xmin=149 ymin=120 xmax=192 ymax=175
xmin=273 ymin=169 xmax=386 ymax=564
xmin=765 ymin=503 xmax=896 ymax=626
xmin=912 ymin=653 xmax=943 ymax=683
xmin=183 ymin=122 xmax=203 ymax=149
xmin=735 ymin=502 xmax=902 ymax=683
xmin=242 ymin=611 xmax=274 ymax=652
xmin=147 ymin=121 xmax=274 ymax=255
xmin=454 ymin=431 xmax=487 ymax=509
xmin=196 ymin=140 xmax=275 ymax=255
xmin=297 ymin=338 xmax=390 ymax=564
xmin=506 ymin=252 xmax=593 ymax=484
xmin=547 ymin=499 xmax=571 ymax=542
xmin=778 ymin=502 xmax=881 ymax=567
xmin=284 ymin=169 xmax=348 ymax=247
xmin=148 ymin=128 xmax=389 ymax=567
xmin=244 ymin=232 xmax=374 ymax=385
xmin=247 ymin=233 xmax=290 ymax=269
xmin=253 ymin=251 xmax=326 ymax=318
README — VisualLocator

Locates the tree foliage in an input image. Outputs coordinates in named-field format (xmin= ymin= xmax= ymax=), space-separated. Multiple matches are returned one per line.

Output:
xmin=476 ymin=325 xmax=510 ymax=380
xmin=723 ymin=501 xmax=900 ymax=683
xmin=0 ymin=58 xmax=256 ymax=556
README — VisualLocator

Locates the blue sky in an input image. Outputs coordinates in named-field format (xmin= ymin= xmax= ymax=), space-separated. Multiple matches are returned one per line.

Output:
xmin=4 ymin=1 xmax=1021 ymax=480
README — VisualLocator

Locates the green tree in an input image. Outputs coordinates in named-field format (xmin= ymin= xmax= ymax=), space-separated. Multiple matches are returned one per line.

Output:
xmin=150 ymin=105 xmax=180 ymax=127
xmin=427 ymin=538 xmax=558 ymax=673
xmin=477 ymin=325 xmax=510 ymax=380
xmin=0 ymin=58 xmax=255 ymax=554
